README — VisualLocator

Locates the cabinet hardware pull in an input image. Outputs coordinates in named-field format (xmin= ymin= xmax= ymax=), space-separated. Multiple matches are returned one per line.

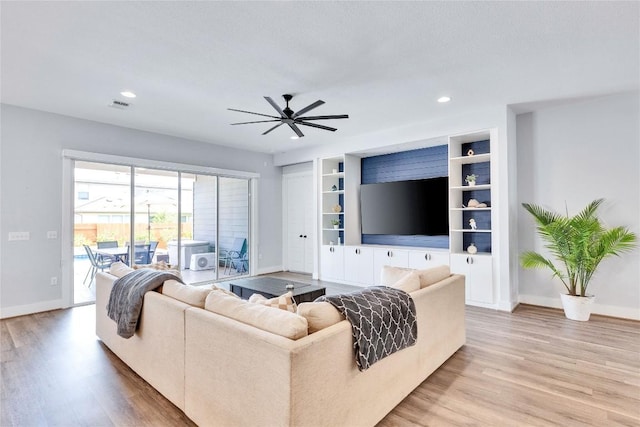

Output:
xmin=303 ymin=235 xmax=307 ymax=238
xmin=299 ymin=235 xmax=303 ymax=238
xmin=424 ymin=253 xmax=431 ymax=261
xmin=355 ymin=248 xmax=360 ymax=254
xmin=387 ymin=251 xmax=392 ymax=257
xmin=466 ymin=256 xmax=473 ymax=264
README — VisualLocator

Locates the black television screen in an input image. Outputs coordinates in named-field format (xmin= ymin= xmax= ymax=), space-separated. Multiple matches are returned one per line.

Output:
xmin=360 ymin=177 xmax=449 ymax=236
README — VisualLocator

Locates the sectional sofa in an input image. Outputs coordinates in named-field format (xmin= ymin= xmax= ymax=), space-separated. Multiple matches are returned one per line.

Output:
xmin=95 ymin=263 xmax=465 ymax=426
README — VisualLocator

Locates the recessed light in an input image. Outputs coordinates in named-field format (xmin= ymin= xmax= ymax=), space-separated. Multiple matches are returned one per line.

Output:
xmin=120 ymin=91 xmax=137 ymax=98
xmin=437 ymin=96 xmax=451 ymax=103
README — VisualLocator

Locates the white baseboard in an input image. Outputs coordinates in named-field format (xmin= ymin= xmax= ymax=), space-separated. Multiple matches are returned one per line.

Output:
xmin=497 ymin=299 xmax=519 ymax=312
xmin=0 ymin=299 xmax=64 ymax=319
xmin=518 ymin=294 xmax=640 ymax=321
xmin=256 ymin=265 xmax=283 ymax=275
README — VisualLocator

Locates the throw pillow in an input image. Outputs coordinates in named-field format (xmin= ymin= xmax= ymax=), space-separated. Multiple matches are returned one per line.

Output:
xmin=132 ymin=261 xmax=181 ymax=278
xmin=249 ymin=291 xmax=298 ymax=313
xmin=210 ymin=284 xmax=241 ymax=298
xmin=380 ymin=265 xmax=413 ymax=286
xmin=417 ymin=265 xmax=451 ymax=288
xmin=297 ymin=301 xmax=345 ymax=334
xmin=109 ymin=262 xmax=135 ymax=278
xmin=204 ymin=292 xmax=308 ymax=340
xmin=162 ymin=279 xmax=211 ymax=308
xmin=387 ymin=271 xmax=420 ymax=293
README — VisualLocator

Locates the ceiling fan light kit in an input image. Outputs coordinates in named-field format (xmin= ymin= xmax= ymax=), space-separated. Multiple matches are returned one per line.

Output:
xmin=229 ymin=94 xmax=349 ymax=138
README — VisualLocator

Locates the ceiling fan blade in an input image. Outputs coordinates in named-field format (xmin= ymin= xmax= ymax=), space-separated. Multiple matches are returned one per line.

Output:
xmin=231 ymin=119 xmax=282 ymax=125
xmin=228 ymin=108 xmax=280 ymax=119
xmin=296 ymin=121 xmax=337 ymax=132
xmin=296 ymin=114 xmax=349 ymax=120
xmin=262 ymin=122 xmax=284 ymax=135
xmin=288 ymin=123 xmax=304 ymax=138
xmin=264 ymin=96 xmax=286 ymax=118
xmin=292 ymin=100 xmax=325 ymax=119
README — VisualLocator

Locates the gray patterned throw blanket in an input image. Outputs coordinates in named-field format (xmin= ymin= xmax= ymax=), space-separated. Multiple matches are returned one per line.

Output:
xmin=107 ymin=269 xmax=183 ymax=338
xmin=317 ymin=286 xmax=417 ymax=371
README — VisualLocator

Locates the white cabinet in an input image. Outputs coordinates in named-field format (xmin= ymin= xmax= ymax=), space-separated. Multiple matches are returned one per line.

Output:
xmin=373 ymin=248 xmax=409 ymax=285
xmin=320 ymin=245 xmax=344 ymax=281
xmin=408 ymin=249 xmax=450 ymax=269
xmin=343 ymin=246 xmax=375 ymax=286
xmin=450 ymin=254 xmax=494 ymax=305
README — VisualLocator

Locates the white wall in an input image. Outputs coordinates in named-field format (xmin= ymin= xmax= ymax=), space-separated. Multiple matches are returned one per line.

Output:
xmin=517 ymin=91 xmax=640 ymax=319
xmin=0 ymin=104 xmax=282 ymax=315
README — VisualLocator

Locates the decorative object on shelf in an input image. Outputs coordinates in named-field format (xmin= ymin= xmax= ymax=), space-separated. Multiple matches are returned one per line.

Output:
xmin=330 ymin=219 xmax=340 ymax=229
xmin=332 ymin=204 xmax=342 ymax=213
xmin=465 ymin=174 xmax=477 ymax=186
xmin=475 ymin=202 xmax=488 ymax=208
xmin=469 ymin=218 xmax=477 ymax=230
xmin=520 ymin=198 xmax=637 ymax=321
xmin=467 ymin=148 xmax=474 ymax=156
xmin=467 ymin=198 xmax=480 ymax=207
xmin=331 ymin=185 xmax=338 ymax=191
xmin=329 ymin=240 xmax=335 ymax=245
xmin=467 ymin=243 xmax=478 ymax=254
xmin=332 ymin=168 xmax=338 ymax=174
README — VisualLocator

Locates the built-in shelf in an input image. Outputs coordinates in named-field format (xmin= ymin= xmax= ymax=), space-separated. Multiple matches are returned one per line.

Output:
xmin=322 ymin=172 xmax=344 ymax=177
xmin=449 ymin=153 xmax=491 ymax=164
xmin=322 ymin=190 xmax=344 ymax=194
xmin=451 ymin=184 xmax=491 ymax=191
xmin=323 ymin=228 xmax=344 ymax=231
xmin=451 ymin=207 xmax=492 ymax=211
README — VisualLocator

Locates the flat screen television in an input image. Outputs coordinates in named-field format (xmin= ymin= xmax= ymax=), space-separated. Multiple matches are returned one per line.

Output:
xmin=360 ymin=177 xmax=449 ymax=236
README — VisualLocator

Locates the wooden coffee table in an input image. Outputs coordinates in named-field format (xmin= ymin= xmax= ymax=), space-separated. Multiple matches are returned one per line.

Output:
xmin=229 ymin=277 xmax=326 ymax=304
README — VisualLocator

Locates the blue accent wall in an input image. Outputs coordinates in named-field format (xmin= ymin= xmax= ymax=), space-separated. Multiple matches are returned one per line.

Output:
xmin=361 ymin=145 xmax=449 ymax=248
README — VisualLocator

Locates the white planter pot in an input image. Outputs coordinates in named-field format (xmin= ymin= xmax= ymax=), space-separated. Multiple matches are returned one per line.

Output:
xmin=333 ymin=225 xmax=339 ymax=229
xmin=560 ymin=294 xmax=595 ymax=321
xmin=467 ymin=182 xmax=476 ymax=187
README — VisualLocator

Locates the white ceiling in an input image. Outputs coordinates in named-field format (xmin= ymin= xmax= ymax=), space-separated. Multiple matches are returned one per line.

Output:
xmin=1 ymin=1 xmax=638 ymax=154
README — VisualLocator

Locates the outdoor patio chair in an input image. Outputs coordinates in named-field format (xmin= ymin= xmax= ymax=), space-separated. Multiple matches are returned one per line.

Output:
xmin=222 ymin=238 xmax=247 ymax=274
xmin=133 ymin=244 xmax=151 ymax=265
xmin=148 ymin=241 xmax=159 ymax=262
xmin=83 ymin=244 xmax=112 ymax=286
xmin=96 ymin=240 xmax=118 ymax=263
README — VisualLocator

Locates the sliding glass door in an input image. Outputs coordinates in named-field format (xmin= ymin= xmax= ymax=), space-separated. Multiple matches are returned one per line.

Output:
xmin=72 ymin=160 xmax=251 ymax=304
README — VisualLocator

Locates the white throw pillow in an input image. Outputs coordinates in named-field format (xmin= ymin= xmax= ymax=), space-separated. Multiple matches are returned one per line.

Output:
xmin=109 ymin=262 xmax=135 ymax=278
xmin=297 ymin=302 xmax=344 ymax=334
xmin=380 ymin=265 xmax=413 ymax=286
xmin=417 ymin=265 xmax=451 ymax=288
xmin=387 ymin=271 xmax=420 ymax=293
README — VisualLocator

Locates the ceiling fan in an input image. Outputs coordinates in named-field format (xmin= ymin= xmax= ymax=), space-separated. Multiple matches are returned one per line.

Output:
xmin=228 ymin=94 xmax=349 ymax=138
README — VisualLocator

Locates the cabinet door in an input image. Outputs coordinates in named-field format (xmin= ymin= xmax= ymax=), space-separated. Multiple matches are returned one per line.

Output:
xmin=450 ymin=254 xmax=493 ymax=305
xmin=373 ymin=248 xmax=409 ymax=285
xmin=344 ymin=246 xmax=374 ymax=286
xmin=408 ymin=250 xmax=450 ymax=269
xmin=320 ymin=245 xmax=344 ymax=281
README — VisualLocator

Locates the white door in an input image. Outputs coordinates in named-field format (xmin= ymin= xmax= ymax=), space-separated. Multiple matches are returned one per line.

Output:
xmin=284 ymin=173 xmax=314 ymax=273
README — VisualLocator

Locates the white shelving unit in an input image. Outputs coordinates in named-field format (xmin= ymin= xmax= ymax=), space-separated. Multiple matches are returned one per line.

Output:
xmin=449 ymin=129 xmax=496 ymax=306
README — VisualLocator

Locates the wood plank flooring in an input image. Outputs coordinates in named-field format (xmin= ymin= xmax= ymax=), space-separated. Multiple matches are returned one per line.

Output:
xmin=1 ymin=276 xmax=639 ymax=426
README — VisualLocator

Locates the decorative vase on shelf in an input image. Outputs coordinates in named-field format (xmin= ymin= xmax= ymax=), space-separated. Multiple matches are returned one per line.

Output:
xmin=467 ymin=243 xmax=478 ymax=254
xmin=331 ymin=185 xmax=337 ymax=191
xmin=332 ymin=204 xmax=342 ymax=213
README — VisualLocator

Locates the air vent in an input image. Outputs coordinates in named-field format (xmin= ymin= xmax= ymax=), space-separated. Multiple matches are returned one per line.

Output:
xmin=109 ymin=99 xmax=130 ymax=110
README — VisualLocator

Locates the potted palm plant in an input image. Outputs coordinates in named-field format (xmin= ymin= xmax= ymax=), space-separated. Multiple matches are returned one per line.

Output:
xmin=521 ymin=199 xmax=636 ymax=321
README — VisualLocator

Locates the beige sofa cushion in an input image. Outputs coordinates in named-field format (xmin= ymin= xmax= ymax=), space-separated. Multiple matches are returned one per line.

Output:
xmin=387 ymin=271 xmax=420 ymax=293
xmin=297 ymin=301 xmax=345 ymax=333
xmin=380 ymin=265 xmax=413 ymax=286
xmin=205 ymin=292 xmax=308 ymax=340
xmin=419 ymin=265 xmax=451 ymax=288
xmin=162 ymin=280 xmax=211 ymax=308
xmin=109 ymin=261 xmax=135 ymax=278
xmin=381 ymin=264 xmax=451 ymax=289
xmin=249 ymin=291 xmax=298 ymax=313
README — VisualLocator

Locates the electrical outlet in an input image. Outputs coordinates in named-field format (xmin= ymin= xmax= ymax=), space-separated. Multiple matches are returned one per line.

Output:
xmin=8 ymin=231 xmax=30 ymax=241
xmin=50 ymin=277 xmax=58 ymax=286
xmin=47 ymin=231 xmax=58 ymax=239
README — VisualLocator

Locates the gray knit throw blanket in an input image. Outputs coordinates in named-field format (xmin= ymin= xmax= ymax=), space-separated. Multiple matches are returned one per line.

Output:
xmin=317 ymin=286 xmax=417 ymax=371
xmin=107 ymin=269 xmax=183 ymax=338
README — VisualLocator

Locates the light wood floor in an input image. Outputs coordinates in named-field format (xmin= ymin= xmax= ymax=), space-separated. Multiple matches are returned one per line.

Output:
xmin=2 ymin=275 xmax=639 ymax=426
